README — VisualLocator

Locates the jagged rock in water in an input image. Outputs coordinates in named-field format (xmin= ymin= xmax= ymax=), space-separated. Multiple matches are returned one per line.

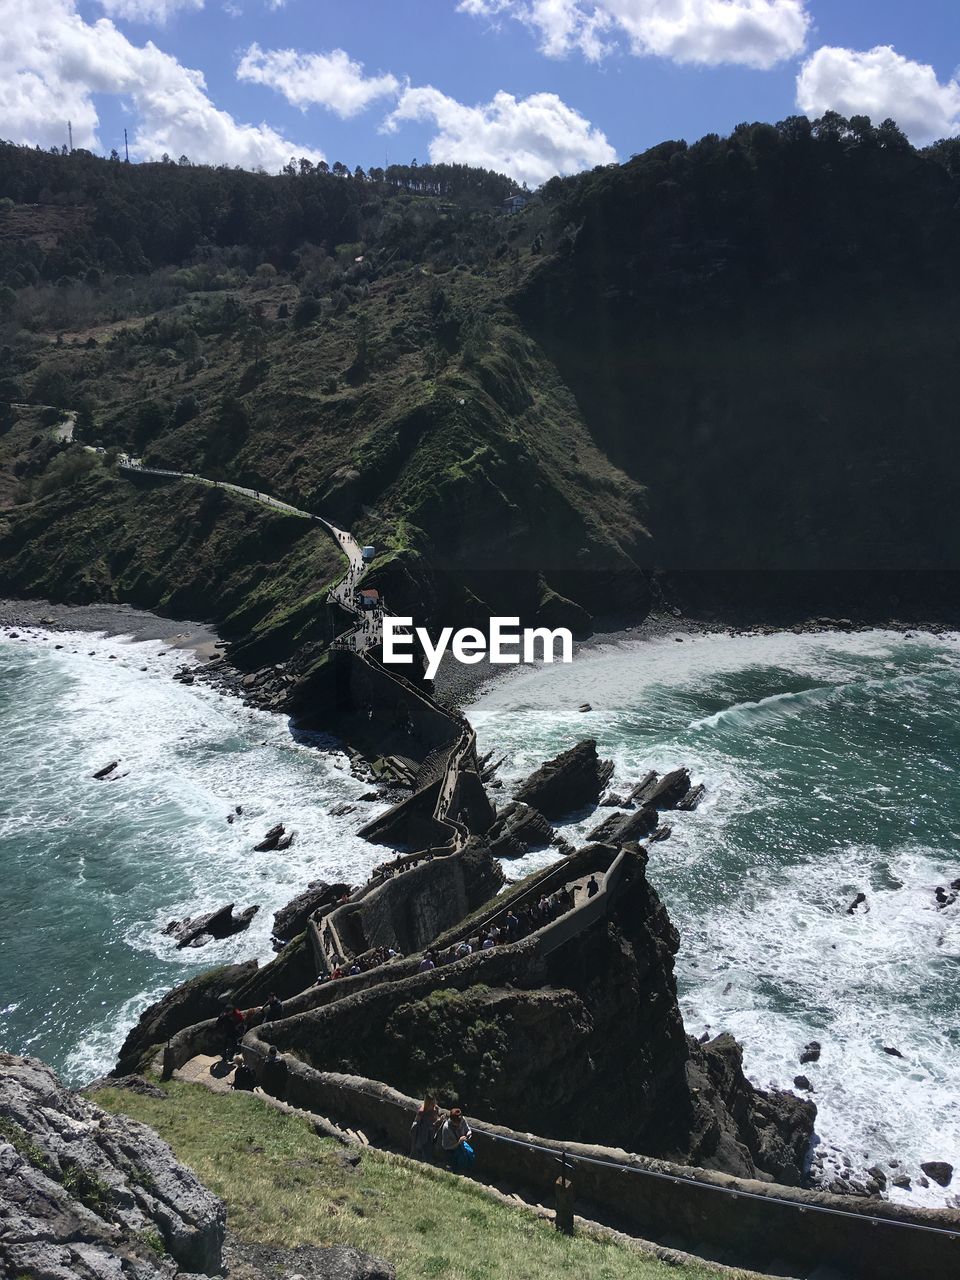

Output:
xmin=486 ymin=801 xmax=555 ymax=858
xmin=272 ymin=881 xmax=351 ymax=946
xmin=800 ymin=1041 xmax=822 ymax=1064
xmin=599 ymin=792 xmax=628 ymax=807
xmin=112 ymin=960 xmax=258 ymax=1076
xmin=0 ymin=1053 xmax=225 ymax=1278
xmin=164 ymin=904 xmax=259 ymax=949
xmin=629 ymin=767 xmax=692 ymax=810
xmin=587 ymin=805 xmax=658 ymax=844
xmin=254 ymin=823 xmax=285 ymax=852
xmin=513 ymin=739 xmax=613 ymax=819
xmin=676 ymin=783 xmax=705 ymax=811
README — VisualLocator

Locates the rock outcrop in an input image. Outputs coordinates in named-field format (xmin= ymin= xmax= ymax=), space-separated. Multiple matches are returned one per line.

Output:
xmin=513 ymin=739 xmax=613 ymax=819
xmin=114 ymin=961 xmax=258 ymax=1076
xmin=163 ymin=903 xmax=259 ymax=949
xmin=588 ymin=768 xmax=702 ymax=845
xmin=272 ymin=881 xmax=351 ymax=948
xmin=587 ymin=805 xmax=658 ymax=844
xmin=267 ymin=843 xmax=815 ymax=1186
xmin=0 ymin=1052 xmax=225 ymax=1278
xmin=485 ymin=801 xmax=555 ymax=858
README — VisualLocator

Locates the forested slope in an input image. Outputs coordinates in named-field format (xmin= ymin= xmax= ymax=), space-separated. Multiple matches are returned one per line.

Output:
xmin=2 ymin=112 xmax=960 ymax=656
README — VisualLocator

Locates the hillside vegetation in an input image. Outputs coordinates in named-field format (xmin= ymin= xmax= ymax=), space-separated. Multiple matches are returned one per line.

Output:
xmin=3 ymin=112 xmax=960 ymax=655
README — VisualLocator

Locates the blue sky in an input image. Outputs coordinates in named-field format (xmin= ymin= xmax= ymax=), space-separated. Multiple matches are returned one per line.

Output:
xmin=6 ymin=2 xmax=960 ymax=184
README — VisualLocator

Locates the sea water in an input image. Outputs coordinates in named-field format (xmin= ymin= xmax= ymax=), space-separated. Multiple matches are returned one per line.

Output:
xmin=468 ymin=628 xmax=960 ymax=1208
xmin=0 ymin=627 xmax=386 ymax=1085
xmin=1 ymin=625 xmax=957 ymax=1209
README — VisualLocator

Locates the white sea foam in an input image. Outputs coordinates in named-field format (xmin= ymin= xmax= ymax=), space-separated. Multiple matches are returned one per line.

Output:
xmin=0 ymin=627 xmax=387 ymax=1082
xmin=470 ymin=629 xmax=960 ymax=1208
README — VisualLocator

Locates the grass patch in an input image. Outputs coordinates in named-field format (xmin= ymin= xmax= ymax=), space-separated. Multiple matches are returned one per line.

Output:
xmin=92 ymin=1080 xmax=738 ymax=1280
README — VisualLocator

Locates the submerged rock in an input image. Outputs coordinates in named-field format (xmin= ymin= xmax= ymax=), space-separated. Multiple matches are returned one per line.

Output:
xmin=0 ymin=1052 xmax=225 ymax=1277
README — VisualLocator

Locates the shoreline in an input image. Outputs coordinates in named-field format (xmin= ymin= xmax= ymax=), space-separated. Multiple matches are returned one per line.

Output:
xmin=434 ymin=606 xmax=952 ymax=708
xmin=0 ymin=597 xmax=224 ymax=662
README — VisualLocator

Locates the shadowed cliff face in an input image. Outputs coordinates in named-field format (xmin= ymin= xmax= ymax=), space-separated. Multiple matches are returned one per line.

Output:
xmin=517 ymin=123 xmax=960 ymax=617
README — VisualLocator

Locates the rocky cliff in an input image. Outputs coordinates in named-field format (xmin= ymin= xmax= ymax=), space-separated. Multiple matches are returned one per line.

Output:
xmin=265 ymin=844 xmax=815 ymax=1185
xmin=0 ymin=1053 xmax=224 ymax=1279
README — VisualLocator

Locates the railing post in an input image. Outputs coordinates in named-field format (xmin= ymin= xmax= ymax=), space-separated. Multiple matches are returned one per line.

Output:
xmin=555 ymin=1150 xmax=575 ymax=1235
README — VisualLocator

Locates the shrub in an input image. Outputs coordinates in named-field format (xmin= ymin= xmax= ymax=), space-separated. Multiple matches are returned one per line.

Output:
xmin=35 ymin=449 xmax=98 ymax=497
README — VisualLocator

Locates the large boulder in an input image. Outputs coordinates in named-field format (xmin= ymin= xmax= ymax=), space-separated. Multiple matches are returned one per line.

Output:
xmin=0 ymin=1053 xmax=225 ymax=1278
xmin=113 ymin=960 xmax=258 ymax=1075
xmin=920 ymin=1161 xmax=954 ymax=1187
xmin=513 ymin=740 xmax=613 ymax=819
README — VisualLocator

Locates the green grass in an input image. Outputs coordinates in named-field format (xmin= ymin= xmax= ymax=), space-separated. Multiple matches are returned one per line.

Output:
xmin=92 ymin=1080 xmax=740 ymax=1280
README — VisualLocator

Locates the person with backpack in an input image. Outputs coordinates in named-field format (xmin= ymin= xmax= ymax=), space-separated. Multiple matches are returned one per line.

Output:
xmin=440 ymin=1107 xmax=473 ymax=1171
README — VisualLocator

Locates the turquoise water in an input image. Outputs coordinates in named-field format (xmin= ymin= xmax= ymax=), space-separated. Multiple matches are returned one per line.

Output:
xmin=2 ymin=624 xmax=958 ymax=1208
xmin=468 ymin=629 xmax=960 ymax=1208
xmin=0 ymin=628 xmax=385 ymax=1084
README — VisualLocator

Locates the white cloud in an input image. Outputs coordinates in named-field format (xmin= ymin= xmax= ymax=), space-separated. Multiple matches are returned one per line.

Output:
xmin=237 ymin=44 xmax=399 ymax=118
xmin=458 ymin=0 xmax=810 ymax=69
xmin=97 ymin=0 xmax=204 ymax=22
xmin=796 ymin=45 xmax=960 ymax=145
xmin=0 ymin=0 xmax=322 ymax=168
xmin=382 ymin=86 xmax=616 ymax=186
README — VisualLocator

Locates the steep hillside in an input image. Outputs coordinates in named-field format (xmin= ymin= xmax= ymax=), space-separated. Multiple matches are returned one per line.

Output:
xmin=517 ymin=114 xmax=960 ymax=618
xmin=4 ymin=114 xmax=960 ymax=659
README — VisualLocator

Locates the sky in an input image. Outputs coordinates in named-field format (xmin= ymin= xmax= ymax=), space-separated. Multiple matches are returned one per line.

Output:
xmin=2 ymin=2 xmax=960 ymax=185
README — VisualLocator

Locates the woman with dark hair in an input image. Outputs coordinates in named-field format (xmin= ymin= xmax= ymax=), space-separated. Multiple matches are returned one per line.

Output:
xmin=440 ymin=1107 xmax=473 ymax=1171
